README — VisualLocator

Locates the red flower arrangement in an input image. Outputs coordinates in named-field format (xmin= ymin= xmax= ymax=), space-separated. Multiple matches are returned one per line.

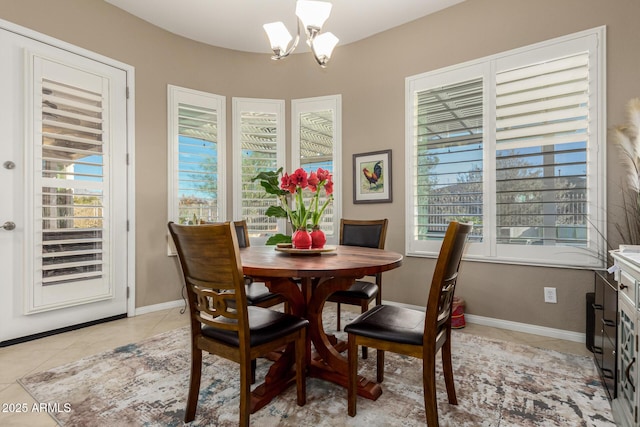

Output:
xmin=253 ymin=167 xmax=334 ymax=246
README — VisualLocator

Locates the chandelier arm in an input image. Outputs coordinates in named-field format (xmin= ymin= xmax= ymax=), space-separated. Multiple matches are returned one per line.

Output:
xmin=310 ymin=41 xmax=327 ymax=68
xmin=272 ymin=19 xmax=302 ymax=60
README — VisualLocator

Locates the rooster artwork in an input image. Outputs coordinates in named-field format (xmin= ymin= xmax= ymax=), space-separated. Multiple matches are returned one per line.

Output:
xmin=355 ymin=150 xmax=391 ymax=203
xmin=362 ymin=161 xmax=383 ymax=190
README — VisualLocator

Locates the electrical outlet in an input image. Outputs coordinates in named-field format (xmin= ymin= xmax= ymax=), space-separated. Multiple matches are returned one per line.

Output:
xmin=544 ymin=287 xmax=557 ymax=303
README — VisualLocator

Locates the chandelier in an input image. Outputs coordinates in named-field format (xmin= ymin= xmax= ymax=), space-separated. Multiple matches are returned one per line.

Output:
xmin=263 ymin=0 xmax=339 ymax=68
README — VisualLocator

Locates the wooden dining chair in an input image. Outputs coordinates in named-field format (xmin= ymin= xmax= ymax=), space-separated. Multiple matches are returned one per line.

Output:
xmin=233 ymin=220 xmax=288 ymax=309
xmin=328 ymin=218 xmax=388 ymax=358
xmin=200 ymin=219 xmax=287 ymax=309
xmin=345 ymin=221 xmax=472 ymax=426
xmin=168 ymin=221 xmax=308 ymax=427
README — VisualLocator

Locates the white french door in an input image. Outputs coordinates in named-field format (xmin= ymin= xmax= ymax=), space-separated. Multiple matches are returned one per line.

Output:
xmin=0 ymin=24 xmax=132 ymax=343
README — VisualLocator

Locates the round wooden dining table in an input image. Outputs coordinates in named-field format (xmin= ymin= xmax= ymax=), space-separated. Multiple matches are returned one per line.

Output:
xmin=240 ymin=244 xmax=403 ymax=413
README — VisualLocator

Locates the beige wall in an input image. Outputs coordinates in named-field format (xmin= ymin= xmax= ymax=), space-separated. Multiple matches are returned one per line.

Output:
xmin=2 ymin=0 xmax=639 ymax=333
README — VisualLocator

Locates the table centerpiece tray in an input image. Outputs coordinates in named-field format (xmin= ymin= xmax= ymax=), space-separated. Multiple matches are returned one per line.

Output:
xmin=275 ymin=244 xmax=337 ymax=255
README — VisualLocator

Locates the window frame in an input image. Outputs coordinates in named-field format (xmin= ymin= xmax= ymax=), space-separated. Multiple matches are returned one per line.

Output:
xmin=405 ymin=26 xmax=606 ymax=268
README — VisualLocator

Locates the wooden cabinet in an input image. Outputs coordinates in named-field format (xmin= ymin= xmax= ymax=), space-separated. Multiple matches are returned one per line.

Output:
xmin=592 ymin=270 xmax=617 ymax=400
xmin=611 ymin=250 xmax=640 ymax=426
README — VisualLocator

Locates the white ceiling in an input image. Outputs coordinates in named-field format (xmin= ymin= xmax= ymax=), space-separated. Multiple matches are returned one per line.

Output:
xmin=104 ymin=0 xmax=465 ymax=54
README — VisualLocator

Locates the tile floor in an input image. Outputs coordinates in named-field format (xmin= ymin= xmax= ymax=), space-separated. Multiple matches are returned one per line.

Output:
xmin=0 ymin=304 xmax=594 ymax=426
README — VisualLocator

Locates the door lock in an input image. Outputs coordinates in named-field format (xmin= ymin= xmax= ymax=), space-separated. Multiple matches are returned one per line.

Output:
xmin=1 ymin=221 xmax=16 ymax=231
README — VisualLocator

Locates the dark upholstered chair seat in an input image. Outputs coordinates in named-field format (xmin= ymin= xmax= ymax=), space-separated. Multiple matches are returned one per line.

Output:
xmin=344 ymin=305 xmax=426 ymax=346
xmin=203 ymin=306 xmax=309 ymax=347
xmin=330 ymin=281 xmax=378 ymax=300
xmin=245 ymin=282 xmax=284 ymax=306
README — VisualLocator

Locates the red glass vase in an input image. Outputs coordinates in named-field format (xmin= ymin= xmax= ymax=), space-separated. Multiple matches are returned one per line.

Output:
xmin=310 ymin=226 xmax=326 ymax=249
xmin=292 ymin=228 xmax=312 ymax=249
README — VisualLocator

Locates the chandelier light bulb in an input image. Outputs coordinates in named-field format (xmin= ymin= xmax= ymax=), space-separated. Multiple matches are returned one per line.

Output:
xmin=263 ymin=22 xmax=293 ymax=53
xmin=312 ymin=32 xmax=339 ymax=67
xmin=295 ymin=0 xmax=332 ymax=34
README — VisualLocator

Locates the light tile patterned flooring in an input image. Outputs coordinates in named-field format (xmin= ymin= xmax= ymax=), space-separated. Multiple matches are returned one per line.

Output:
xmin=0 ymin=304 xmax=593 ymax=426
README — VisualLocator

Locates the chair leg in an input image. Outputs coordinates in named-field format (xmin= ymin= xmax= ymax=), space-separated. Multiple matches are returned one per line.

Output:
xmin=336 ymin=302 xmax=342 ymax=331
xmin=361 ymin=301 xmax=368 ymax=359
xmin=239 ymin=357 xmax=251 ymax=427
xmin=295 ymin=329 xmax=307 ymax=406
xmin=423 ymin=351 xmax=438 ymax=427
xmin=442 ymin=337 xmax=458 ymax=405
xmin=184 ymin=346 xmax=202 ymax=423
xmin=251 ymin=359 xmax=256 ymax=385
xmin=347 ymin=333 xmax=358 ymax=417
xmin=376 ymin=349 xmax=384 ymax=383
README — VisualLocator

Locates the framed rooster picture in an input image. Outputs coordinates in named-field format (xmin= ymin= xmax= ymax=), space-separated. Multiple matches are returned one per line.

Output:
xmin=353 ymin=149 xmax=392 ymax=204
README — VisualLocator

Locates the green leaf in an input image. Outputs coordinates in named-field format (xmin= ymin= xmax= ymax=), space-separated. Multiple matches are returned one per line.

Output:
xmin=252 ymin=168 xmax=283 ymax=185
xmin=265 ymin=205 xmax=288 ymax=218
xmin=259 ymin=180 xmax=281 ymax=195
xmin=266 ymin=234 xmax=292 ymax=245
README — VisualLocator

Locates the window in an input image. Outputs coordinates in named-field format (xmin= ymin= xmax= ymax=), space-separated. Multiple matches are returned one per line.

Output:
xmin=167 ymin=85 xmax=226 ymax=228
xmin=291 ymin=95 xmax=342 ymax=243
xmin=405 ymin=27 xmax=605 ymax=268
xmin=232 ymin=98 xmax=286 ymax=245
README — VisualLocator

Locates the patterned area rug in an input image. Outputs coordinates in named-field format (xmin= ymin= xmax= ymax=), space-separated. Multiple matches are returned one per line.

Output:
xmin=19 ymin=309 xmax=614 ymax=427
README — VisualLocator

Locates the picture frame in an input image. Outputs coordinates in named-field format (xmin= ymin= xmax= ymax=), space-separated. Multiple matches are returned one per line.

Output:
xmin=353 ymin=149 xmax=392 ymax=204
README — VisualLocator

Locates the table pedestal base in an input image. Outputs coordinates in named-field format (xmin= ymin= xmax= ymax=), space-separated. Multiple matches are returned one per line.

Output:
xmin=243 ymin=269 xmax=401 ymax=412
xmin=249 ymin=350 xmax=382 ymax=413
xmin=250 ymin=370 xmax=296 ymax=413
xmin=308 ymin=359 xmax=382 ymax=400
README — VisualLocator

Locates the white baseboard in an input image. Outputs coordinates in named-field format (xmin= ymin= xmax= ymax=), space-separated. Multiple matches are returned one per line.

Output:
xmin=135 ymin=299 xmax=185 ymax=316
xmin=383 ymin=300 xmax=586 ymax=344
xmin=464 ymin=313 xmax=586 ymax=343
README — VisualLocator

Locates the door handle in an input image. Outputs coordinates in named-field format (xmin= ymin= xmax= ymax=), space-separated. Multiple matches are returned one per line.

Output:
xmin=1 ymin=221 xmax=15 ymax=231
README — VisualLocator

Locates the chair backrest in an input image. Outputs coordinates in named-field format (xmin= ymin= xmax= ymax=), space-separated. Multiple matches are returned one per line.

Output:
xmin=168 ymin=221 xmax=248 ymax=336
xmin=340 ymin=218 xmax=388 ymax=249
xmin=424 ymin=221 xmax=472 ymax=346
xmin=201 ymin=219 xmax=250 ymax=249
xmin=233 ymin=220 xmax=250 ymax=248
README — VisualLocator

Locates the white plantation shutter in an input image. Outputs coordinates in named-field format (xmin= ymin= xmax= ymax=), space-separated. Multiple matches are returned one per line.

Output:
xmin=40 ymin=78 xmax=106 ymax=287
xmin=168 ymin=86 xmax=226 ymax=229
xmin=496 ymin=54 xmax=589 ymax=149
xmin=177 ymin=104 xmax=220 ymax=222
xmin=240 ymin=112 xmax=279 ymax=231
xmin=232 ymin=99 xmax=286 ymax=243
xmin=291 ymin=95 xmax=343 ymax=243
xmin=299 ymin=110 xmax=335 ymax=235
xmin=412 ymin=78 xmax=484 ymax=241
xmin=495 ymin=52 xmax=590 ymax=247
